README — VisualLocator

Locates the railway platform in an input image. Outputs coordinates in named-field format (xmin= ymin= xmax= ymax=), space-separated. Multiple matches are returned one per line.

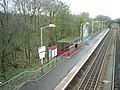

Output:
xmin=19 ymin=29 xmax=109 ymax=90
xmin=54 ymin=29 xmax=109 ymax=90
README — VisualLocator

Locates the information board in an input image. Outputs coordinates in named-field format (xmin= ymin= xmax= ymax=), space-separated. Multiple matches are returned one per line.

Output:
xmin=38 ymin=46 xmax=46 ymax=59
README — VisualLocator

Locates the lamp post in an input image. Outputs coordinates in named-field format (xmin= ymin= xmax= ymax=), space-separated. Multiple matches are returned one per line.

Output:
xmin=80 ymin=22 xmax=89 ymax=42
xmin=40 ymin=24 xmax=56 ymax=66
xmin=92 ymin=20 xmax=98 ymax=36
xmin=101 ymin=21 xmax=104 ymax=29
xmin=80 ymin=23 xmax=84 ymax=41
xmin=91 ymin=20 xmax=94 ymax=36
xmin=40 ymin=24 xmax=56 ymax=46
xmin=101 ymin=21 xmax=107 ymax=29
xmin=103 ymin=21 xmax=108 ymax=28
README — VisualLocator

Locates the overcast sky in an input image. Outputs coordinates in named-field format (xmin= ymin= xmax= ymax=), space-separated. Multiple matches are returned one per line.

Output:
xmin=60 ymin=0 xmax=120 ymax=20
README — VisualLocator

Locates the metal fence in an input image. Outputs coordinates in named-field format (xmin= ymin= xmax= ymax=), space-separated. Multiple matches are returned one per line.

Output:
xmin=0 ymin=55 xmax=66 ymax=90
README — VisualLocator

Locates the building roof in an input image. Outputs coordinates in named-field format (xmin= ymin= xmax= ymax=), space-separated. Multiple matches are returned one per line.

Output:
xmin=57 ymin=37 xmax=80 ymax=44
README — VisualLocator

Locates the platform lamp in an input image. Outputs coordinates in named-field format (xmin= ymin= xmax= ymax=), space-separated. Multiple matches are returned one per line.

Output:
xmin=41 ymin=24 xmax=56 ymax=46
xmin=92 ymin=20 xmax=98 ymax=36
xmin=40 ymin=24 xmax=56 ymax=66
xmin=80 ymin=23 xmax=84 ymax=41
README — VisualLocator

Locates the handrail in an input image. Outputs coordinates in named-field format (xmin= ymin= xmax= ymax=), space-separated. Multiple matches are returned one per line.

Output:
xmin=0 ymin=54 xmax=66 ymax=90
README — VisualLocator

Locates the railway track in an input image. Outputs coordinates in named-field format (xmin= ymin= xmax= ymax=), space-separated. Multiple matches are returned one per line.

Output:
xmin=77 ymin=36 xmax=110 ymax=90
xmin=65 ymin=30 xmax=111 ymax=90
xmin=114 ymin=28 xmax=120 ymax=90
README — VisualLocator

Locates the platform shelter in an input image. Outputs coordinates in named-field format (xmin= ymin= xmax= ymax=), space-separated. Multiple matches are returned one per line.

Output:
xmin=57 ymin=37 xmax=82 ymax=57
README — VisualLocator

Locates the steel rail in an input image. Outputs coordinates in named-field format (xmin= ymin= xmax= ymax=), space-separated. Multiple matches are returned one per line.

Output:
xmin=94 ymin=30 xmax=112 ymax=90
xmin=114 ymin=28 xmax=120 ymax=90
xmin=77 ymin=34 xmax=110 ymax=90
xmin=112 ymin=28 xmax=116 ymax=90
xmin=77 ymin=39 xmax=106 ymax=90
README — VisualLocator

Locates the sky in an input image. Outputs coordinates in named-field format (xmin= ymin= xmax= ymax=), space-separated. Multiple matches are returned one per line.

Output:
xmin=60 ymin=0 xmax=120 ymax=20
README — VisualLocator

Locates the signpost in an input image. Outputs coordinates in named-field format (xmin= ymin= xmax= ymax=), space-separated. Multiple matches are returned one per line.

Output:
xmin=38 ymin=46 xmax=46 ymax=65
xmin=40 ymin=24 xmax=56 ymax=66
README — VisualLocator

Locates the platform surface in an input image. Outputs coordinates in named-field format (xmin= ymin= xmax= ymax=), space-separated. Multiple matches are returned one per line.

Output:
xmin=19 ymin=29 xmax=109 ymax=90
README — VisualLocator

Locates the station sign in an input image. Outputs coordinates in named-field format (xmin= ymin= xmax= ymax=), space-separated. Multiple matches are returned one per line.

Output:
xmin=38 ymin=46 xmax=46 ymax=59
